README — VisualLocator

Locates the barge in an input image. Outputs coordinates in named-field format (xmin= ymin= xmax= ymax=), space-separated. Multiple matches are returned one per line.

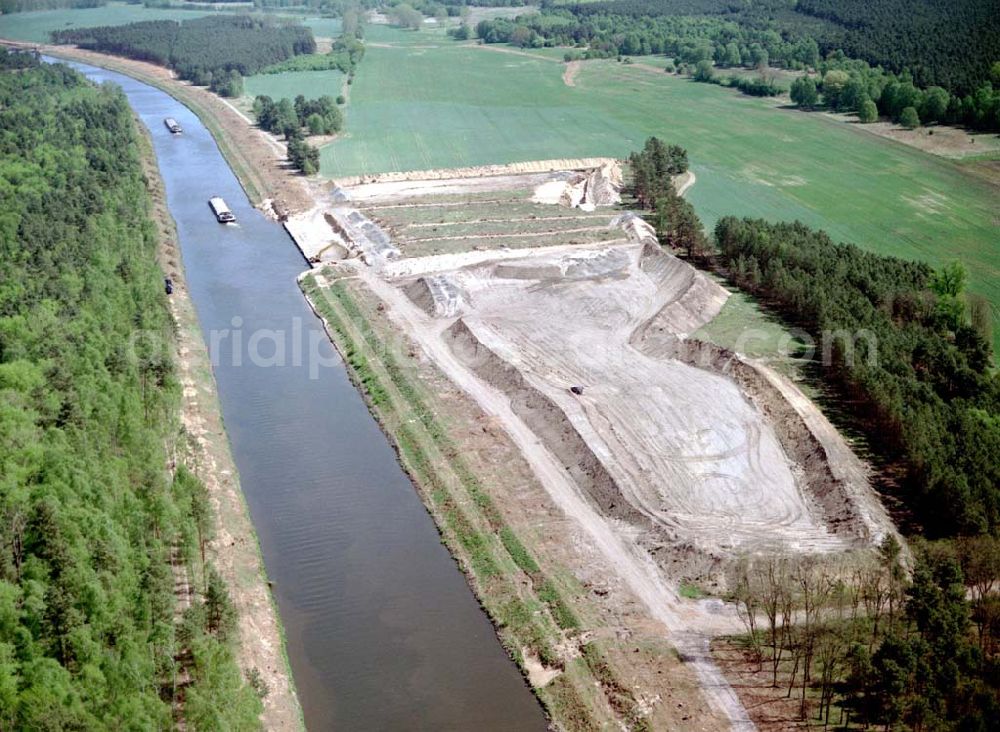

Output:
xmin=209 ymin=196 xmax=236 ymax=223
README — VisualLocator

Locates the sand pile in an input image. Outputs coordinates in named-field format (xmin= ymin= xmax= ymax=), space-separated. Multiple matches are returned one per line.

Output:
xmin=403 ymin=275 xmax=468 ymax=318
xmin=532 ymin=161 xmax=623 ymax=210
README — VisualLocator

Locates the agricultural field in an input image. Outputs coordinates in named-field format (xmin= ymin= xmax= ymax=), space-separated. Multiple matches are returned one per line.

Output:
xmin=299 ymin=16 xmax=342 ymax=40
xmin=0 ymin=3 xmax=215 ymax=43
xmin=0 ymin=4 xmax=340 ymax=44
xmin=322 ymin=34 xmax=1000 ymax=343
xmin=244 ymin=68 xmax=345 ymax=102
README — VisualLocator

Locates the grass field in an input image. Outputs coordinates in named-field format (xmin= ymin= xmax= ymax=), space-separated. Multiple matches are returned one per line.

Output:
xmin=243 ymin=69 xmax=345 ymax=101
xmin=0 ymin=4 xmax=340 ymax=44
xmin=0 ymin=3 xmax=216 ymax=43
xmin=323 ymin=32 xmax=1000 ymax=343
xmin=299 ymin=16 xmax=341 ymax=39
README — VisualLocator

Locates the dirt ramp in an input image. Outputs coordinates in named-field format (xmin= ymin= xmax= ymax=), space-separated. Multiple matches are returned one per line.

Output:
xmin=613 ymin=212 xmax=659 ymax=247
xmin=445 ymin=319 xmax=648 ymax=528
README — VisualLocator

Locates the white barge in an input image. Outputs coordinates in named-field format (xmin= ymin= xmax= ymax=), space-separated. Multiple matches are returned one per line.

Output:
xmin=209 ymin=196 xmax=236 ymax=223
xmin=164 ymin=117 xmax=182 ymax=134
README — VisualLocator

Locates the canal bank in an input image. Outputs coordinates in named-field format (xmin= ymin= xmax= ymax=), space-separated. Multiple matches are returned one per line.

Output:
xmin=133 ymin=116 xmax=303 ymax=729
xmin=58 ymin=58 xmax=547 ymax=730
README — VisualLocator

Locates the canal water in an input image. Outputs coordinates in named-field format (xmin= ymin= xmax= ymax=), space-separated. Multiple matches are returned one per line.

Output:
xmin=56 ymin=58 xmax=546 ymax=730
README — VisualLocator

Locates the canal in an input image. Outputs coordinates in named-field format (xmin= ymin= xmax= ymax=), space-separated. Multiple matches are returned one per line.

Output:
xmin=55 ymin=57 xmax=546 ymax=731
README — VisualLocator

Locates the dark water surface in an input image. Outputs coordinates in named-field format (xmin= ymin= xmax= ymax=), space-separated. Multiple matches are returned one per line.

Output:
xmin=54 ymin=58 xmax=545 ymax=731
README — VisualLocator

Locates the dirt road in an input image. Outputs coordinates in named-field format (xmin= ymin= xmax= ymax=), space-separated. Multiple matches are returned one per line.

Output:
xmin=563 ymin=60 xmax=581 ymax=87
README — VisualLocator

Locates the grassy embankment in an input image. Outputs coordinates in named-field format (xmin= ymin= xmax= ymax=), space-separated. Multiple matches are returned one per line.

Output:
xmin=324 ymin=27 xmax=1000 ymax=346
xmin=301 ymin=270 xmax=656 ymax=731
xmin=133 ymin=111 xmax=305 ymax=731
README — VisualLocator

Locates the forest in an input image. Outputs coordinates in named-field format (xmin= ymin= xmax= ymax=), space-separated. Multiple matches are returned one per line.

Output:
xmin=52 ymin=15 xmax=315 ymax=93
xmin=0 ymin=51 xmax=263 ymax=727
xmin=712 ymin=217 xmax=999 ymax=538
xmin=729 ymin=536 xmax=1000 ymax=729
xmin=554 ymin=0 xmax=999 ymax=94
xmin=626 ymin=140 xmax=1000 ymax=727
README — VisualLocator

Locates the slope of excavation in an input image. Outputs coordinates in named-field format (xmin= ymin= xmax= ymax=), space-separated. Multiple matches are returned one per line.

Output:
xmin=394 ymin=241 xmax=892 ymax=561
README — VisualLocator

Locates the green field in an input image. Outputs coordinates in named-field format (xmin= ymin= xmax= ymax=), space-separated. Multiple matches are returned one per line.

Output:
xmin=0 ymin=4 xmax=339 ymax=44
xmin=0 ymin=3 xmax=216 ymax=43
xmin=322 ymin=33 xmax=1000 ymax=343
xmin=299 ymin=16 xmax=342 ymax=39
xmin=244 ymin=68 xmax=345 ymax=101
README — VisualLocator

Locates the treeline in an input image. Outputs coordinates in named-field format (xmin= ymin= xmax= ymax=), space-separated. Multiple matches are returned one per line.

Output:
xmin=476 ymin=7 xmax=824 ymax=69
xmin=795 ymin=0 xmax=1000 ymax=94
xmin=791 ymin=56 xmax=1000 ymax=133
xmin=714 ymin=217 xmax=999 ymax=536
xmin=260 ymin=32 xmax=365 ymax=78
xmin=627 ymin=137 xmax=707 ymax=259
xmin=52 ymin=15 xmax=315 ymax=95
xmin=0 ymin=51 xmax=262 ymax=728
xmin=732 ymin=538 xmax=1000 ymax=729
xmin=253 ymin=94 xmax=340 ymax=173
xmin=477 ymin=1 xmax=1000 ymax=131
xmin=559 ymin=0 xmax=999 ymax=94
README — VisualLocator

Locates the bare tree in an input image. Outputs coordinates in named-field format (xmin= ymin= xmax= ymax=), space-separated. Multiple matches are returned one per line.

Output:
xmin=753 ymin=555 xmax=794 ymax=687
xmin=734 ymin=556 xmax=763 ymax=670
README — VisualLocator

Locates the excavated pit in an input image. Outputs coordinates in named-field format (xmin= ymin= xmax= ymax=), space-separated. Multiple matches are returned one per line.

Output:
xmin=446 ymin=319 xmax=649 ymax=528
xmin=391 ymin=239 xmax=893 ymax=571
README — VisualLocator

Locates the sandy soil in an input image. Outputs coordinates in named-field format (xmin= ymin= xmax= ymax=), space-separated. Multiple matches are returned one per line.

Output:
xmin=563 ymin=60 xmax=581 ymax=87
xmin=396 ymin=240 xmax=881 ymax=557
xmin=822 ymin=111 xmax=1000 ymax=160
xmin=137 ymin=119 xmax=302 ymax=730
xmin=332 ymin=157 xmax=618 ymax=188
xmin=294 ymin=166 xmax=896 ymax=729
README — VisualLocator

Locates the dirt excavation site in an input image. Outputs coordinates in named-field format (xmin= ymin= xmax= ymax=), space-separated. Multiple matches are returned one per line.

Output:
xmin=289 ymin=161 xmax=897 ymax=728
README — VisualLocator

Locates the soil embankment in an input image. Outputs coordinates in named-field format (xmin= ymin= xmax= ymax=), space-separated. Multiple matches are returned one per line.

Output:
xmin=333 ymin=157 xmax=619 ymax=187
xmin=445 ymin=318 xmax=650 ymax=528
